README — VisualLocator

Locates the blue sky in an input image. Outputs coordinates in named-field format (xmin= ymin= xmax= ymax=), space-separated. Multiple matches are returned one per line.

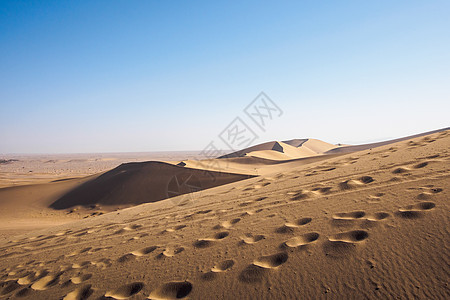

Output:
xmin=1 ymin=1 xmax=449 ymax=153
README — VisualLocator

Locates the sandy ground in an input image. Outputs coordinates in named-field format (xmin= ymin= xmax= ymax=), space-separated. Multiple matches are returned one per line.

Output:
xmin=0 ymin=152 xmax=201 ymax=188
xmin=0 ymin=130 xmax=449 ymax=299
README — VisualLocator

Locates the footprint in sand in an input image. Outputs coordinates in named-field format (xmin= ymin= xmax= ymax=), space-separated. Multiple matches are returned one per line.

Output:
xmin=130 ymin=246 xmax=158 ymax=256
xmin=212 ymin=259 xmax=235 ymax=272
xmin=276 ymin=218 xmax=312 ymax=234
xmin=417 ymin=192 xmax=433 ymax=200
xmin=333 ymin=211 xmax=366 ymax=220
xmin=195 ymin=209 xmax=212 ymax=215
xmin=202 ymin=260 xmax=235 ymax=281
xmin=17 ymin=272 xmax=38 ymax=285
xmin=368 ymin=192 xmax=384 ymax=199
xmin=407 ymin=141 xmax=423 ymax=148
xmin=329 ymin=230 xmax=369 ymax=243
xmin=157 ymin=246 xmax=185 ymax=259
xmin=255 ymin=182 xmax=271 ymax=189
xmin=331 ymin=211 xmax=366 ymax=227
xmin=91 ymin=258 xmax=112 ymax=269
xmin=430 ymin=187 xmax=443 ymax=193
xmin=193 ymin=232 xmax=230 ymax=248
xmin=88 ymin=247 xmax=107 ymax=254
xmin=417 ymin=187 xmax=443 ymax=200
xmin=396 ymin=202 xmax=436 ymax=219
xmin=72 ymin=261 xmax=91 ymax=269
xmin=63 ymin=284 xmax=93 ymax=300
xmin=70 ymin=273 xmax=92 ymax=284
xmin=304 ymin=171 xmax=318 ymax=177
xmin=244 ymin=182 xmax=271 ymax=191
xmin=311 ymin=187 xmax=332 ymax=195
xmin=421 ymin=136 xmax=436 ymax=143
xmin=162 ymin=224 xmax=187 ymax=233
xmin=338 ymin=180 xmax=366 ymax=190
xmin=216 ymin=218 xmax=241 ymax=229
xmin=238 ymin=200 xmax=255 ymax=207
xmin=149 ymin=281 xmax=192 ymax=299
xmin=17 ymin=269 xmax=49 ymax=285
xmin=241 ymin=210 xmax=254 ymax=216
xmin=319 ymin=167 xmax=336 ymax=172
xmin=289 ymin=189 xmax=311 ymax=201
xmin=239 ymin=252 xmax=288 ymax=284
xmin=323 ymin=230 xmax=369 ymax=258
xmin=113 ymin=224 xmax=143 ymax=235
xmin=365 ymin=212 xmax=390 ymax=221
xmin=28 ymin=234 xmax=44 ymax=241
xmin=281 ymin=232 xmax=320 ymax=248
xmin=30 ymin=272 xmax=62 ymax=290
xmin=66 ymin=247 xmax=93 ymax=258
xmin=392 ymin=167 xmax=411 ymax=174
xmin=240 ymin=234 xmax=266 ymax=245
xmin=393 ymin=162 xmax=429 ymax=174
xmin=359 ymin=176 xmax=375 ymax=184
xmin=253 ymin=252 xmax=288 ymax=268
xmin=117 ymin=253 xmax=136 ymax=263
xmin=104 ymin=282 xmax=144 ymax=299
xmin=413 ymin=162 xmax=429 ymax=169
xmin=388 ymin=176 xmax=402 ymax=182
xmin=130 ymin=233 xmax=149 ymax=241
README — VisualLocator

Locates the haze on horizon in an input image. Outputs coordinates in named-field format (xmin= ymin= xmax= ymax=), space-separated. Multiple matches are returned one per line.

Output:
xmin=1 ymin=1 xmax=449 ymax=154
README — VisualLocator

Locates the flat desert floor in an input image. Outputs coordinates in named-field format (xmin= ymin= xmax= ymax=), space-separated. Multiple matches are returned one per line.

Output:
xmin=0 ymin=130 xmax=449 ymax=299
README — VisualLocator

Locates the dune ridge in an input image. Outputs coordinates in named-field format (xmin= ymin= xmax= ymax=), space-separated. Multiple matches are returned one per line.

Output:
xmin=218 ymin=138 xmax=339 ymax=161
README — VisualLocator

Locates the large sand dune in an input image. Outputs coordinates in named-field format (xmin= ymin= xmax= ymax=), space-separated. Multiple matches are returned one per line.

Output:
xmin=50 ymin=161 xmax=253 ymax=209
xmin=325 ymin=127 xmax=449 ymax=154
xmin=0 ymin=129 xmax=449 ymax=299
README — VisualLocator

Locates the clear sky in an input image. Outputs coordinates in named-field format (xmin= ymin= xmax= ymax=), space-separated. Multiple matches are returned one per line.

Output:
xmin=1 ymin=1 xmax=449 ymax=154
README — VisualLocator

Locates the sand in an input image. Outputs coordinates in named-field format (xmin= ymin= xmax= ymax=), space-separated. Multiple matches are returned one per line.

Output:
xmin=0 ymin=129 xmax=448 ymax=299
xmin=0 ymin=152 xmax=201 ymax=189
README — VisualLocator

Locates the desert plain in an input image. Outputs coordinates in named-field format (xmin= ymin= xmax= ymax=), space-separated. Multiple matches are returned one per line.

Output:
xmin=0 ymin=128 xmax=448 ymax=299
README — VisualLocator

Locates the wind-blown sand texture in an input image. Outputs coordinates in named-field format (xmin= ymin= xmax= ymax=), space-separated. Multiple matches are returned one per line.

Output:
xmin=0 ymin=129 xmax=449 ymax=299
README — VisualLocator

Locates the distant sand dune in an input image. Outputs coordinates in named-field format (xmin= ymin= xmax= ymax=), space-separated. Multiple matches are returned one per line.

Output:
xmin=49 ymin=161 xmax=253 ymax=209
xmin=219 ymin=139 xmax=338 ymax=160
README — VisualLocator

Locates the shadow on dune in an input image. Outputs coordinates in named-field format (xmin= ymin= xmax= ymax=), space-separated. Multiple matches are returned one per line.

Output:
xmin=50 ymin=161 xmax=253 ymax=209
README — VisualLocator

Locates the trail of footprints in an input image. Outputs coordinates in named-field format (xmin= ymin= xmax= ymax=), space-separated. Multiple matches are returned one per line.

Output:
xmin=280 ymin=175 xmax=377 ymax=204
xmin=0 ymin=183 xmax=442 ymax=299
xmin=239 ymin=152 xmax=444 ymax=213
xmin=6 ymin=143 xmax=447 ymax=297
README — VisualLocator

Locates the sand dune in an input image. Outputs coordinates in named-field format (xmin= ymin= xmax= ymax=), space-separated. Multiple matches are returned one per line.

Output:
xmin=0 ymin=152 xmax=201 ymax=188
xmin=325 ymin=127 xmax=450 ymax=155
xmin=219 ymin=138 xmax=338 ymax=160
xmin=0 ymin=128 xmax=449 ymax=299
xmin=49 ymin=161 xmax=253 ymax=209
xmin=301 ymin=138 xmax=339 ymax=153
xmin=178 ymin=153 xmax=344 ymax=176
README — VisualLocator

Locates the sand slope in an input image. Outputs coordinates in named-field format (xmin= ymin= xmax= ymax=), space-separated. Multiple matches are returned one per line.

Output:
xmin=0 ymin=129 xmax=448 ymax=299
xmin=325 ymin=127 xmax=450 ymax=155
xmin=0 ymin=152 xmax=200 ymax=189
xmin=50 ymin=161 xmax=253 ymax=209
xmin=218 ymin=139 xmax=338 ymax=160
xmin=0 ymin=177 xmax=94 ymax=242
